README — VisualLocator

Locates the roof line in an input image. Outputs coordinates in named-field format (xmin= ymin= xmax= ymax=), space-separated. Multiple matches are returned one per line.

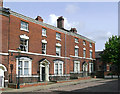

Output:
xmin=9 ymin=9 xmax=95 ymax=43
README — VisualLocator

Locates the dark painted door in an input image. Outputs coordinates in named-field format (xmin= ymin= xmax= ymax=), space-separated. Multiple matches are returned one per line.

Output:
xmin=42 ymin=67 xmax=45 ymax=81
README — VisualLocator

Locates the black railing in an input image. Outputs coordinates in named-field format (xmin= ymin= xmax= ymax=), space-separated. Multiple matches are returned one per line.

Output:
xmin=8 ymin=74 xmax=39 ymax=84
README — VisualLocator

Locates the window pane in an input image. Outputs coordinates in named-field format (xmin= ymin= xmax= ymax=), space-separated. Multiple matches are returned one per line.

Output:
xmin=59 ymin=64 xmax=62 ymax=74
xmin=21 ymin=21 xmax=28 ymax=30
xmin=83 ymin=40 xmax=86 ymax=45
xmin=18 ymin=61 xmax=22 ymax=68
xmin=75 ymin=48 xmax=78 ymax=56
xmin=56 ymin=32 xmax=61 ymax=40
xmin=56 ymin=47 xmax=60 ymax=56
xmin=24 ymin=68 xmax=29 ymax=75
xmin=83 ymin=50 xmax=86 ymax=57
xmin=24 ymin=61 xmax=29 ymax=68
xmin=42 ymin=28 xmax=46 ymax=36
xmin=20 ymin=39 xmax=28 ymax=52
xmin=42 ymin=43 xmax=46 ymax=54
xmin=90 ymin=52 xmax=92 ymax=58
xmin=75 ymin=38 xmax=78 ymax=43
xmin=90 ymin=43 xmax=92 ymax=47
xmin=76 ymin=63 xmax=78 ymax=72
xmin=55 ymin=64 xmax=58 ymax=74
xmin=20 ymin=68 xmax=23 ymax=75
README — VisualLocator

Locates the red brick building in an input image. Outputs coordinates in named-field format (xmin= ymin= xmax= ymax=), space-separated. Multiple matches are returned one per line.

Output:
xmin=95 ymin=51 xmax=116 ymax=78
xmin=0 ymin=6 xmax=95 ymax=88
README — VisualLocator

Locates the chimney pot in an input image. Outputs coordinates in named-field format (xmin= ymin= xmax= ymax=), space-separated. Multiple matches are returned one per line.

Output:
xmin=0 ymin=0 xmax=3 ymax=8
xmin=57 ymin=16 xmax=64 ymax=29
xmin=70 ymin=28 xmax=77 ymax=33
xmin=35 ymin=16 xmax=43 ymax=22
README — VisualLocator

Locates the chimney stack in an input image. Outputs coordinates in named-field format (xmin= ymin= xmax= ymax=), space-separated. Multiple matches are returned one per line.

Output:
xmin=70 ymin=28 xmax=77 ymax=33
xmin=57 ymin=16 xmax=64 ymax=29
xmin=35 ymin=16 xmax=43 ymax=22
xmin=0 ymin=0 xmax=3 ymax=8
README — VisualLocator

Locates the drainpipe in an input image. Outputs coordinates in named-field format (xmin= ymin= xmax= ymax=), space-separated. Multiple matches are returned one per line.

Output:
xmin=65 ymin=34 xmax=67 ymax=75
xmin=8 ymin=8 xmax=10 ymax=84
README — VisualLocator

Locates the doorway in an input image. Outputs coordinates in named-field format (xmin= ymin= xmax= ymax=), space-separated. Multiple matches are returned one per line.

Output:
xmin=40 ymin=59 xmax=50 ymax=82
xmin=0 ymin=64 xmax=7 ymax=88
xmin=83 ymin=63 xmax=88 ymax=77
xmin=42 ymin=67 xmax=45 ymax=81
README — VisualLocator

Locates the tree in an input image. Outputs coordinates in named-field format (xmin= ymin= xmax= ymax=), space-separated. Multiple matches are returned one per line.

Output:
xmin=101 ymin=35 xmax=120 ymax=77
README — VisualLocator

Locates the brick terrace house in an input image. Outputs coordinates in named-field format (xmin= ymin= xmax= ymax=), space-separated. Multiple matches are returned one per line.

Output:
xmin=95 ymin=51 xmax=117 ymax=78
xmin=0 ymin=3 xmax=95 ymax=88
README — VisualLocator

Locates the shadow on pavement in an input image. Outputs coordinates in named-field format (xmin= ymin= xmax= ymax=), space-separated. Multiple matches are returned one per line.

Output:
xmin=2 ymin=79 xmax=120 ymax=94
xmin=53 ymin=79 xmax=120 ymax=94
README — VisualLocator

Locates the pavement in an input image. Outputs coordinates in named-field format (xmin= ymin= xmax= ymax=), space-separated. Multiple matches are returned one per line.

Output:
xmin=1 ymin=78 xmax=119 ymax=93
xmin=2 ymin=78 xmax=101 ymax=92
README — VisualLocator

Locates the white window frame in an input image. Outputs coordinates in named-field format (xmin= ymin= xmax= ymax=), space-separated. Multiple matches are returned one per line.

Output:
xmin=74 ymin=61 xmax=80 ymax=73
xmin=75 ymin=38 xmax=79 ymax=43
xmin=89 ymin=43 xmax=92 ymax=48
xmin=54 ymin=60 xmax=63 ymax=75
xmin=56 ymin=46 xmax=61 ymax=56
xmin=42 ymin=43 xmax=46 ymax=54
xmin=83 ymin=48 xmax=86 ymax=58
xmin=16 ymin=57 xmax=32 ymax=77
xmin=56 ymin=32 xmax=61 ymax=40
xmin=90 ymin=50 xmax=93 ymax=58
xmin=89 ymin=63 xmax=94 ymax=73
xmin=75 ymin=48 xmax=79 ymax=56
xmin=20 ymin=38 xmax=29 ymax=52
xmin=42 ymin=28 xmax=47 ymax=36
xmin=83 ymin=40 xmax=86 ymax=46
xmin=20 ymin=21 xmax=29 ymax=32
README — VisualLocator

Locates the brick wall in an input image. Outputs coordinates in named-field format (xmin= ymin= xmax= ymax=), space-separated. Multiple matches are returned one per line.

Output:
xmin=1 ymin=11 xmax=95 ymax=84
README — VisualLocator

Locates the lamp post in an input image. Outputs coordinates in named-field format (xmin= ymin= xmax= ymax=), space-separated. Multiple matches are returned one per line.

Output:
xmin=10 ymin=64 xmax=13 ymax=83
xmin=17 ymin=47 xmax=21 ymax=89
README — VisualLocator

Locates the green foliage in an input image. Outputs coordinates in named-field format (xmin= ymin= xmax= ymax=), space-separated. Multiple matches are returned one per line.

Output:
xmin=101 ymin=35 xmax=120 ymax=66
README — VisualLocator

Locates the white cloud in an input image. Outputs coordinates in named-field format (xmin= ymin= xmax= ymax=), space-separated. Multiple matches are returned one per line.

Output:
xmin=65 ymin=4 xmax=79 ymax=14
xmin=47 ymin=14 xmax=82 ymax=30
xmin=47 ymin=14 xmax=58 ymax=26
xmin=82 ymin=30 xmax=113 ymax=50
xmin=47 ymin=14 xmax=114 ymax=51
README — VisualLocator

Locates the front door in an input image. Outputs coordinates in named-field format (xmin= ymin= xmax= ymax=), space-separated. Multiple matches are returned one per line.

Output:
xmin=83 ymin=64 xmax=88 ymax=77
xmin=42 ymin=67 xmax=45 ymax=81
xmin=40 ymin=59 xmax=50 ymax=82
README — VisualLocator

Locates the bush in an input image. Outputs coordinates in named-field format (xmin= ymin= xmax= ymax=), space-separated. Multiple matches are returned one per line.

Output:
xmin=107 ymin=73 xmax=113 ymax=75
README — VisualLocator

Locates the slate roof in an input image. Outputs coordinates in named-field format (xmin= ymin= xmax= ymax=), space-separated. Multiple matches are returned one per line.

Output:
xmin=95 ymin=51 xmax=103 ymax=58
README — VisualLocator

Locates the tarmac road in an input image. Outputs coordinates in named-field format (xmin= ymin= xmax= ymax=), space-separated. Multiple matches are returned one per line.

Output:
xmin=35 ymin=79 xmax=119 ymax=92
xmin=2 ymin=78 xmax=120 ymax=94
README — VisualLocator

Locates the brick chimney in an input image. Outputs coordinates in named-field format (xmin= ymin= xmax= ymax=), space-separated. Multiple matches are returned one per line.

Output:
xmin=35 ymin=16 xmax=43 ymax=22
xmin=57 ymin=16 xmax=64 ymax=29
xmin=70 ymin=28 xmax=77 ymax=33
xmin=0 ymin=0 xmax=3 ymax=8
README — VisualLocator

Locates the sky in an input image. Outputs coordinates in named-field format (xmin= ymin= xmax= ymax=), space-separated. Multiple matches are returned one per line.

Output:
xmin=4 ymin=2 xmax=118 ymax=51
